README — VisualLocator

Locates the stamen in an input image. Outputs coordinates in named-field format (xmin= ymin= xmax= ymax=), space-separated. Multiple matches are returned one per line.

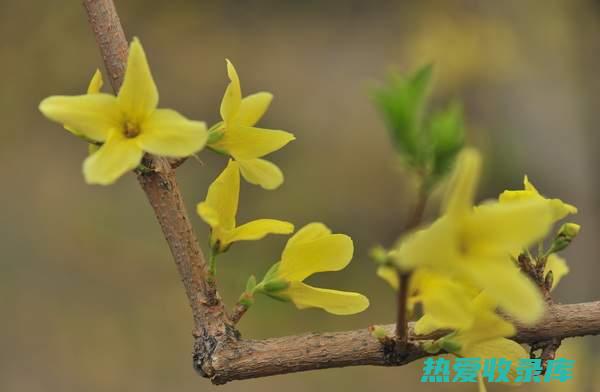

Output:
xmin=124 ymin=121 xmax=140 ymax=138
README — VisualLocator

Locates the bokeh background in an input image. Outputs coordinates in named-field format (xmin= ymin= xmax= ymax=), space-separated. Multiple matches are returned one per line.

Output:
xmin=1 ymin=0 xmax=599 ymax=390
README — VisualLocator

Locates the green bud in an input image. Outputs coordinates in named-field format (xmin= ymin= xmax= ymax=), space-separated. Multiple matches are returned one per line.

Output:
xmin=549 ymin=223 xmax=581 ymax=253
xmin=439 ymin=339 xmax=462 ymax=354
xmin=262 ymin=279 xmax=290 ymax=293
xmin=423 ymin=341 xmax=442 ymax=354
xmin=369 ymin=245 xmax=389 ymax=265
xmin=369 ymin=325 xmax=389 ymax=340
xmin=245 ymin=275 xmax=257 ymax=293
xmin=238 ymin=292 xmax=254 ymax=307
xmin=207 ymin=129 xmax=225 ymax=144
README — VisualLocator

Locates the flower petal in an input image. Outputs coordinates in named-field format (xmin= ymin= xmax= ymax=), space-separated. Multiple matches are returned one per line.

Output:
xmin=236 ymin=92 xmax=273 ymax=127
xmin=137 ymin=109 xmax=207 ymax=157
xmin=544 ymin=254 xmax=569 ymax=290
xmin=220 ymin=59 xmax=242 ymax=124
xmin=283 ymin=281 xmax=369 ymax=315
xmin=419 ymin=275 xmax=475 ymax=330
xmin=285 ymin=222 xmax=331 ymax=248
xmin=238 ymin=158 xmax=284 ymax=190
xmin=83 ymin=130 xmax=143 ymax=185
xmin=196 ymin=203 xmax=220 ymax=227
xmin=39 ymin=94 xmax=122 ymax=142
xmin=278 ymin=233 xmax=353 ymax=281
xmin=211 ymin=126 xmax=295 ymax=160
xmin=376 ymin=265 xmax=399 ymax=290
xmin=442 ymin=148 xmax=481 ymax=218
xmin=466 ymin=199 xmax=553 ymax=256
xmin=199 ymin=160 xmax=240 ymax=231
xmin=223 ymin=219 xmax=294 ymax=245
xmin=117 ymin=37 xmax=158 ymax=123
xmin=461 ymin=258 xmax=545 ymax=325
xmin=87 ymin=69 xmax=104 ymax=94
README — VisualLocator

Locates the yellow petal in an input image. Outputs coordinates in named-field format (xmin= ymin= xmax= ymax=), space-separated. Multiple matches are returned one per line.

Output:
xmin=223 ymin=219 xmax=294 ymax=245
xmin=39 ymin=94 xmax=122 ymax=142
xmin=220 ymin=59 xmax=242 ymax=124
xmin=117 ymin=37 xmax=158 ymax=123
xmin=285 ymin=222 xmax=331 ymax=248
xmin=461 ymin=258 xmax=545 ymax=324
xmin=442 ymin=148 xmax=481 ymax=219
xmin=211 ymin=126 xmax=295 ymax=160
xmin=196 ymin=202 xmax=220 ymax=227
xmin=87 ymin=69 xmax=104 ymax=94
xmin=414 ymin=314 xmax=443 ymax=335
xmin=238 ymin=158 xmax=284 ymax=190
xmin=500 ymin=176 xmax=577 ymax=222
xmin=419 ymin=275 xmax=475 ymax=330
xmin=466 ymin=199 xmax=553 ymax=256
xmin=395 ymin=217 xmax=458 ymax=271
xmin=137 ymin=109 xmax=207 ymax=157
xmin=200 ymin=160 xmax=240 ymax=231
xmin=278 ymin=232 xmax=354 ymax=281
xmin=523 ymin=175 xmax=539 ymax=193
xmin=376 ymin=265 xmax=399 ymax=289
xmin=82 ymin=130 xmax=143 ymax=185
xmin=544 ymin=254 xmax=569 ymax=290
xmin=236 ymin=92 xmax=273 ymax=127
xmin=282 ymin=281 xmax=369 ymax=315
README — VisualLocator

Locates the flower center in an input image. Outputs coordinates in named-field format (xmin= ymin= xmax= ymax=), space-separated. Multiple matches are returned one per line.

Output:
xmin=123 ymin=121 xmax=140 ymax=138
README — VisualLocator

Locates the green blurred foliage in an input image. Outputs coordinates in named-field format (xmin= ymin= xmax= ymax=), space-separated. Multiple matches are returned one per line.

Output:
xmin=373 ymin=65 xmax=464 ymax=188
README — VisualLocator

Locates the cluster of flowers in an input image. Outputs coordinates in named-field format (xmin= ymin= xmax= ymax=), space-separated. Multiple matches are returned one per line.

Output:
xmin=38 ymin=38 xmax=368 ymax=315
xmin=377 ymin=148 xmax=579 ymax=374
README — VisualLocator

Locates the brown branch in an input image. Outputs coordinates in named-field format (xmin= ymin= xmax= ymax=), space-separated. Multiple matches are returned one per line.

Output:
xmin=82 ymin=0 xmax=234 ymax=363
xmin=81 ymin=0 xmax=600 ymax=387
xmin=207 ymin=301 xmax=600 ymax=384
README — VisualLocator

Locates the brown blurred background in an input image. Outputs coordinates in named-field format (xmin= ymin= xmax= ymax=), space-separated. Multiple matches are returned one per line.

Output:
xmin=1 ymin=0 xmax=599 ymax=391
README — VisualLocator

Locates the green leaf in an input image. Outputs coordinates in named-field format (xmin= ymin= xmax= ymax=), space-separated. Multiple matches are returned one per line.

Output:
xmin=372 ymin=64 xmax=433 ymax=165
xmin=428 ymin=100 xmax=465 ymax=181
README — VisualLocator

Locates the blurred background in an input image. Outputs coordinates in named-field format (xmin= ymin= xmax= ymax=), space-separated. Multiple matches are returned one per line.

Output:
xmin=1 ymin=0 xmax=599 ymax=390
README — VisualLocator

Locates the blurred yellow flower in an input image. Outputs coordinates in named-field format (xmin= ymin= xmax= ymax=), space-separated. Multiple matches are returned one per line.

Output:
xmin=209 ymin=60 xmax=295 ymax=190
xmin=258 ymin=223 xmax=369 ymax=315
xmin=197 ymin=159 xmax=294 ymax=252
xmin=394 ymin=148 xmax=552 ymax=324
xmin=499 ymin=175 xmax=577 ymax=222
xmin=39 ymin=38 xmax=208 ymax=185
xmin=544 ymin=254 xmax=569 ymax=290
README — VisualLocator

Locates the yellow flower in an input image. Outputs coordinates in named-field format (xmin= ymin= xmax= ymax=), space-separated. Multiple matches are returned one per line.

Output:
xmin=209 ymin=60 xmax=295 ymax=190
xmin=394 ymin=148 xmax=553 ymax=324
xmin=499 ymin=175 xmax=577 ymax=222
xmin=257 ymin=223 xmax=369 ymax=315
xmin=197 ymin=159 xmax=294 ymax=252
xmin=39 ymin=38 xmax=208 ymax=185
xmin=544 ymin=254 xmax=569 ymax=290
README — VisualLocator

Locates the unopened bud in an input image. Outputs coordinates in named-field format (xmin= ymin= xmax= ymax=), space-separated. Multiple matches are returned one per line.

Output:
xmin=549 ymin=223 xmax=581 ymax=253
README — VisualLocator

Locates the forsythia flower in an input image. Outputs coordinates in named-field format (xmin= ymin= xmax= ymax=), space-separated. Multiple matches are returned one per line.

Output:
xmin=197 ymin=159 xmax=294 ymax=252
xmin=39 ymin=38 xmax=208 ymax=185
xmin=208 ymin=60 xmax=295 ymax=190
xmin=256 ymin=223 xmax=369 ymax=315
xmin=394 ymin=148 xmax=553 ymax=324
xmin=499 ymin=175 xmax=577 ymax=222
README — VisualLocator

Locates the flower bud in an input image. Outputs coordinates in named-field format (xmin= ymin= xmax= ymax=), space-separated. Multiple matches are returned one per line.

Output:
xmin=549 ymin=223 xmax=581 ymax=253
